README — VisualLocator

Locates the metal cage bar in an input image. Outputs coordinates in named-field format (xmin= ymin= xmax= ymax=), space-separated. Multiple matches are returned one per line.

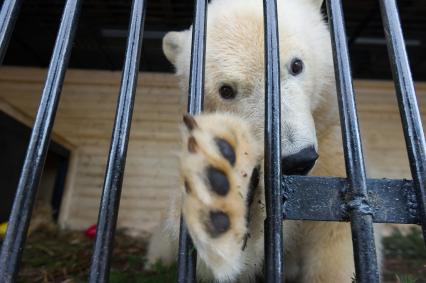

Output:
xmin=176 ymin=0 xmax=207 ymax=282
xmin=88 ymin=1 xmax=146 ymax=282
xmin=325 ymin=0 xmax=379 ymax=282
xmin=262 ymin=0 xmax=283 ymax=282
xmin=0 ymin=0 xmax=23 ymax=64
xmin=283 ymin=176 xmax=419 ymax=224
xmin=0 ymin=0 xmax=424 ymax=282
xmin=0 ymin=1 xmax=81 ymax=282
xmin=379 ymin=0 xmax=426 ymax=242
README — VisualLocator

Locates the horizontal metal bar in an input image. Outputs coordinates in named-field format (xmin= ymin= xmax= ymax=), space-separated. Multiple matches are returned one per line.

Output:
xmin=379 ymin=0 xmax=426 ymax=243
xmin=0 ymin=1 xmax=81 ymax=282
xmin=0 ymin=0 xmax=23 ymax=63
xmin=88 ymin=1 xmax=146 ymax=282
xmin=283 ymin=176 xmax=419 ymax=224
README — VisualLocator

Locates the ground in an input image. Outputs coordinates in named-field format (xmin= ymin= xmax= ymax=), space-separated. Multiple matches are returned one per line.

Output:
xmin=0 ymin=227 xmax=424 ymax=282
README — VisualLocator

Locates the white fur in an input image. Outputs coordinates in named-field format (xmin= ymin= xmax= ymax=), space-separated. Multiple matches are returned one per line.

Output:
xmin=147 ymin=0 xmax=382 ymax=282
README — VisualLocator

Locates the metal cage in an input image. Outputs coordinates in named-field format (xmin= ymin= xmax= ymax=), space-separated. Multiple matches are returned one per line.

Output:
xmin=0 ymin=0 xmax=425 ymax=282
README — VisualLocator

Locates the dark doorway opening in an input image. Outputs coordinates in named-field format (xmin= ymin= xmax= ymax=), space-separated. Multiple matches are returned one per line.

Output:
xmin=0 ymin=111 xmax=70 ymax=224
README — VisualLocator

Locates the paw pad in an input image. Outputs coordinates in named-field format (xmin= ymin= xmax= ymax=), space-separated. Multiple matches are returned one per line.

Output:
xmin=207 ymin=211 xmax=230 ymax=237
xmin=215 ymin=138 xmax=236 ymax=166
xmin=207 ymin=166 xmax=230 ymax=196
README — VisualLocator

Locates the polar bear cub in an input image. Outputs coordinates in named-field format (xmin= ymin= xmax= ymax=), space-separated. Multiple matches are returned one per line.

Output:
xmin=147 ymin=0 xmax=380 ymax=282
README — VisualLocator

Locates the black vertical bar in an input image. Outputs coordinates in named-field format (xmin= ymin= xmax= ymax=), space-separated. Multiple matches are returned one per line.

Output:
xmin=177 ymin=0 xmax=207 ymax=282
xmin=88 ymin=1 xmax=146 ymax=282
xmin=325 ymin=0 xmax=379 ymax=282
xmin=263 ymin=0 xmax=283 ymax=282
xmin=0 ymin=0 xmax=23 ymax=64
xmin=0 ymin=1 xmax=81 ymax=282
xmin=186 ymin=0 xmax=207 ymax=115
xmin=379 ymin=0 xmax=426 ymax=242
xmin=177 ymin=217 xmax=196 ymax=283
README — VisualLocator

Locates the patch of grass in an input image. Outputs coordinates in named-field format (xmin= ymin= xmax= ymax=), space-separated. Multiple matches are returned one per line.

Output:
xmin=109 ymin=263 xmax=177 ymax=283
xmin=383 ymin=227 xmax=426 ymax=260
xmin=0 ymin=229 xmax=148 ymax=283
xmin=395 ymin=273 xmax=418 ymax=283
xmin=382 ymin=227 xmax=426 ymax=283
xmin=2 ymin=226 xmax=426 ymax=282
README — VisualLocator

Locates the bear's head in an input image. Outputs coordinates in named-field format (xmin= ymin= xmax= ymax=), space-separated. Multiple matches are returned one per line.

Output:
xmin=163 ymin=0 xmax=338 ymax=175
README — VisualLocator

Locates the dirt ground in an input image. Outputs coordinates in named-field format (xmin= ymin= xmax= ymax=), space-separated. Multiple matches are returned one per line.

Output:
xmin=0 ymin=227 xmax=425 ymax=283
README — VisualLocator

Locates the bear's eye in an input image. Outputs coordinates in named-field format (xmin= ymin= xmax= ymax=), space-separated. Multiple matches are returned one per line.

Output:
xmin=219 ymin=84 xmax=236 ymax=99
xmin=290 ymin=58 xmax=304 ymax=76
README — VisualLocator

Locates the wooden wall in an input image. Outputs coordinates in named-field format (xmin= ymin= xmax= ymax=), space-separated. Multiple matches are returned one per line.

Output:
xmin=355 ymin=80 xmax=426 ymax=179
xmin=0 ymin=67 xmax=425 ymax=235
xmin=0 ymin=67 xmax=182 ymax=236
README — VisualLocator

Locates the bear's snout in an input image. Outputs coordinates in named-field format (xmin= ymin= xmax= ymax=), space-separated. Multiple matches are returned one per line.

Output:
xmin=281 ymin=146 xmax=318 ymax=175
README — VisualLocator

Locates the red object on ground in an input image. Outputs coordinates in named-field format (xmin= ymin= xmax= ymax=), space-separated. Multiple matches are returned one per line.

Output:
xmin=84 ymin=224 xmax=97 ymax=239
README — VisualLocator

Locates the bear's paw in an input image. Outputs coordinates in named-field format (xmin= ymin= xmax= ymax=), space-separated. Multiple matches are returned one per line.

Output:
xmin=180 ymin=112 xmax=262 ymax=282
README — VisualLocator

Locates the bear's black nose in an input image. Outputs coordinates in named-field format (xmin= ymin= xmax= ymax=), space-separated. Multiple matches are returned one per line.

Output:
xmin=282 ymin=146 xmax=319 ymax=175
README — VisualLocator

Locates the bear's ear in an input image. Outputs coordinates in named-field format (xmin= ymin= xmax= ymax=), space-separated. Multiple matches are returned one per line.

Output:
xmin=162 ymin=31 xmax=189 ymax=66
xmin=307 ymin=0 xmax=324 ymax=9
